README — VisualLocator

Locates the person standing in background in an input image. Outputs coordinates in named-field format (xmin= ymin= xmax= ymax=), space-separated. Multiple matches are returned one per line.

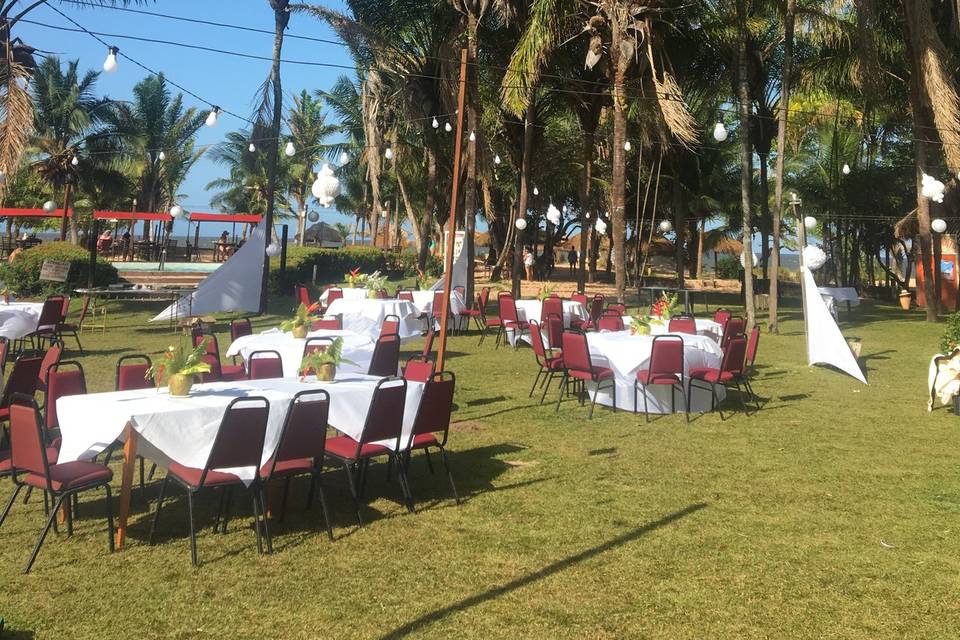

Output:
xmin=568 ymin=247 xmax=578 ymax=273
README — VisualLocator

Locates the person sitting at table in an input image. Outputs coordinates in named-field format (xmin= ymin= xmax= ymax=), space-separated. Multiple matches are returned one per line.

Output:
xmin=215 ymin=231 xmax=230 ymax=261
xmin=97 ymin=229 xmax=113 ymax=252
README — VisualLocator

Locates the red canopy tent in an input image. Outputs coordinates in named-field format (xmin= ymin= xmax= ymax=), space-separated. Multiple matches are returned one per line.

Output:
xmin=0 ymin=207 xmax=73 ymax=218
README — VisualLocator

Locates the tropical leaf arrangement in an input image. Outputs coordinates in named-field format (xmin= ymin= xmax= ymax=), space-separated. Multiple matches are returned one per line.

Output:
xmin=415 ymin=268 xmax=433 ymax=291
xmin=536 ymin=285 xmax=555 ymax=301
xmin=344 ymin=267 xmax=363 ymax=288
xmin=145 ymin=337 xmax=212 ymax=387
xmin=650 ymin=292 xmax=678 ymax=320
xmin=280 ymin=302 xmax=321 ymax=331
xmin=299 ymin=337 xmax=358 ymax=378
xmin=363 ymin=270 xmax=387 ymax=294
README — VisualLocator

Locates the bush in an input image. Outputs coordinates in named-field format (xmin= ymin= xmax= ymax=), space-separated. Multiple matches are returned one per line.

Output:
xmin=715 ymin=256 xmax=741 ymax=279
xmin=1 ymin=241 xmax=118 ymax=297
xmin=269 ymin=246 xmax=388 ymax=293
xmin=395 ymin=250 xmax=443 ymax=278
xmin=941 ymin=311 xmax=960 ymax=354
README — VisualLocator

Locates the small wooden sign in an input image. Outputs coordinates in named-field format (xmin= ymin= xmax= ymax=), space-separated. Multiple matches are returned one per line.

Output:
xmin=39 ymin=260 xmax=70 ymax=282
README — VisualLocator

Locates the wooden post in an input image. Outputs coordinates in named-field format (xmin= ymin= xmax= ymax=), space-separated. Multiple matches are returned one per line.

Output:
xmin=436 ymin=48 xmax=468 ymax=373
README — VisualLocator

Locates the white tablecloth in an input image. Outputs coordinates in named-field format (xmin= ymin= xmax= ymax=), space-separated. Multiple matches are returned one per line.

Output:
xmin=510 ymin=299 xmax=589 ymax=347
xmin=585 ymin=330 xmax=725 ymax=414
xmin=318 ymin=287 xmax=369 ymax=304
xmin=226 ymin=328 xmax=374 ymax=377
xmin=0 ymin=301 xmax=43 ymax=340
xmin=57 ymin=375 xmax=425 ymax=482
xmin=623 ymin=316 xmax=723 ymax=340
xmin=817 ymin=287 xmax=860 ymax=307
xmin=324 ymin=298 xmax=421 ymax=341
xmin=409 ymin=290 xmax=467 ymax=317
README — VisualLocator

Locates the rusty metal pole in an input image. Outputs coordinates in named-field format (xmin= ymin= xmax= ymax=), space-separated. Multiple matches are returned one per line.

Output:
xmin=436 ymin=48 xmax=468 ymax=373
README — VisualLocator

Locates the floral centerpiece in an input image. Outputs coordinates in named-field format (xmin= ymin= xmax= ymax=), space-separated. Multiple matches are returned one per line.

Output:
xmin=650 ymin=292 xmax=678 ymax=321
xmin=364 ymin=270 xmax=387 ymax=298
xmin=416 ymin=268 xmax=433 ymax=291
xmin=0 ymin=286 xmax=10 ymax=304
xmin=630 ymin=314 xmax=652 ymax=336
xmin=300 ymin=337 xmax=358 ymax=382
xmin=344 ymin=267 xmax=363 ymax=288
xmin=281 ymin=302 xmax=321 ymax=339
xmin=145 ymin=337 xmax=212 ymax=397
xmin=536 ymin=285 xmax=555 ymax=301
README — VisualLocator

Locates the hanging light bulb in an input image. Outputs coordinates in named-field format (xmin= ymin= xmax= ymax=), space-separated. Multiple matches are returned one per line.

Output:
xmin=42 ymin=200 xmax=56 ymax=213
xmin=712 ymin=121 xmax=728 ymax=142
xmin=248 ymin=143 xmax=256 ymax=153
xmin=384 ymin=146 xmax=394 ymax=160
xmin=842 ymin=163 xmax=851 ymax=175
xmin=71 ymin=156 xmax=79 ymax=167
xmin=803 ymin=215 xmax=817 ymax=231
xmin=515 ymin=218 xmax=527 ymax=231
xmin=624 ymin=140 xmax=632 ymax=151
xmin=494 ymin=154 xmax=501 ymax=165
xmin=933 ymin=218 xmax=948 ymax=234
xmin=205 ymin=107 xmax=220 ymax=128
xmin=170 ymin=205 xmax=185 ymax=219
xmin=284 ymin=141 xmax=296 ymax=157
xmin=469 ymin=130 xmax=476 ymax=142
xmin=533 ymin=186 xmax=539 ymax=196
xmin=339 ymin=151 xmax=350 ymax=165
xmin=157 ymin=151 xmax=166 ymax=161
xmin=307 ymin=211 xmax=320 ymax=223
xmin=444 ymin=122 xmax=452 ymax=132
xmin=432 ymin=117 xmax=439 ymax=129
xmin=103 ymin=46 xmax=119 ymax=73
xmin=265 ymin=242 xmax=281 ymax=257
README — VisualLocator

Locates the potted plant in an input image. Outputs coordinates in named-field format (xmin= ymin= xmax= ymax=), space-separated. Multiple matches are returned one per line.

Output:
xmin=650 ymin=292 xmax=678 ymax=321
xmin=898 ymin=289 xmax=912 ymax=311
xmin=630 ymin=315 xmax=652 ymax=336
xmin=364 ymin=270 xmax=387 ymax=298
xmin=146 ymin=337 xmax=212 ymax=397
xmin=344 ymin=267 xmax=363 ymax=289
xmin=299 ymin=337 xmax=358 ymax=382
xmin=536 ymin=285 xmax=555 ymax=301
xmin=281 ymin=302 xmax=320 ymax=339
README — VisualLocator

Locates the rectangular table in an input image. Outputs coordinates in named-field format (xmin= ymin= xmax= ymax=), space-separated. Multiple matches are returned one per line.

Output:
xmin=57 ymin=374 xmax=425 ymax=549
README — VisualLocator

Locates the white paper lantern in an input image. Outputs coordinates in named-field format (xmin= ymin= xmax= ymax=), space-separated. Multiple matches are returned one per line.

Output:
xmin=933 ymin=218 xmax=948 ymax=234
xmin=623 ymin=140 xmax=631 ymax=151
xmin=266 ymin=242 xmax=281 ymax=257
xmin=712 ymin=121 xmax=728 ymax=142
xmin=515 ymin=218 xmax=527 ymax=231
xmin=248 ymin=143 xmax=256 ymax=153
xmin=432 ymin=117 xmax=439 ymax=129
xmin=841 ymin=163 xmax=851 ymax=175
xmin=659 ymin=220 xmax=673 ymax=233
xmin=384 ymin=147 xmax=393 ymax=160
xmin=546 ymin=203 xmax=561 ymax=226
xmin=921 ymin=173 xmax=946 ymax=203
xmin=71 ymin=156 xmax=79 ymax=167
xmin=803 ymin=245 xmax=827 ymax=271
xmin=42 ymin=200 xmax=56 ymax=213
xmin=444 ymin=122 xmax=452 ymax=132
xmin=494 ymin=154 xmax=501 ymax=165
xmin=595 ymin=219 xmax=607 ymax=235
xmin=311 ymin=163 xmax=341 ymax=207
xmin=284 ymin=142 xmax=296 ymax=157
xmin=740 ymin=250 xmax=759 ymax=269
xmin=803 ymin=215 xmax=817 ymax=231
xmin=532 ymin=186 xmax=539 ymax=196
xmin=170 ymin=205 xmax=184 ymax=219
xmin=205 ymin=108 xmax=219 ymax=128
xmin=339 ymin=151 xmax=350 ymax=165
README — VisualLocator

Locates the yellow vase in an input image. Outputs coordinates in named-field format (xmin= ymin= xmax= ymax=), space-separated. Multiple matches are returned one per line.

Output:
xmin=315 ymin=363 xmax=336 ymax=382
xmin=291 ymin=324 xmax=308 ymax=339
xmin=168 ymin=373 xmax=194 ymax=397
xmin=631 ymin=324 xmax=651 ymax=336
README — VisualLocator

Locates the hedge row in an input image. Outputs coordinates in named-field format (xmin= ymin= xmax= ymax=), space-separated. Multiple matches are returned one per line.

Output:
xmin=269 ymin=246 xmax=442 ymax=293
xmin=0 ymin=241 xmax=118 ymax=297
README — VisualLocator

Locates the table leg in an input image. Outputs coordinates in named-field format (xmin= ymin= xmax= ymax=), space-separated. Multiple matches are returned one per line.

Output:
xmin=115 ymin=422 xmax=139 ymax=550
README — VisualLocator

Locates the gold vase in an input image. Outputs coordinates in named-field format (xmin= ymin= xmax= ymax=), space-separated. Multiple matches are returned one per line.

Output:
xmin=168 ymin=373 xmax=194 ymax=397
xmin=631 ymin=324 xmax=651 ymax=336
xmin=315 ymin=363 xmax=336 ymax=382
xmin=367 ymin=289 xmax=378 ymax=299
xmin=291 ymin=324 xmax=308 ymax=339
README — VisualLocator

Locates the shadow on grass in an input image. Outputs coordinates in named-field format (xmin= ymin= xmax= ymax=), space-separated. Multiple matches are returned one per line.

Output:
xmin=378 ymin=502 xmax=708 ymax=639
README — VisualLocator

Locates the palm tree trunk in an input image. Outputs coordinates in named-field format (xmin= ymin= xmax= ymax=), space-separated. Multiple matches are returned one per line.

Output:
xmin=610 ymin=58 xmax=628 ymax=302
xmin=578 ymin=129 xmax=593 ymax=292
xmin=417 ymin=146 xmax=437 ymax=271
xmin=736 ymin=0 xmax=756 ymax=329
xmin=758 ymin=156 xmax=770 ymax=280
xmin=260 ymin=0 xmax=289 ymax=312
xmin=769 ymin=0 xmax=795 ymax=333
xmin=512 ymin=102 xmax=534 ymax=298
xmin=672 ymin=165 xmax=686 ymax=289
xmin=696 ymin=218 xmax=705 ymax=280
xmin=909 ymin=54 xmax=939 ymax=321
xmin=463 ymin=12 xmax=480 ymax=305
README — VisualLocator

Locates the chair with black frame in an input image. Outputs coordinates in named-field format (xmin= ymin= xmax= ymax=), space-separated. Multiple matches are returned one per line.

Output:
xmin=0 ymin=336 xmax=10 ymax=378
xmin=421 ymin=328 xmax=436 ymax=360
xmin=742 ymin=324 xmax=761 ymax=408
xmin=295 ymin=284 xmax=312 ymax=308
xmin=475 ymin=292 xmax=501 ymax=347
xmin=688 ymin=335 xmax=751 ymax=419
xmin=112 ymin=355 xmax=155 ymax=496
xmin=149 ymin=396 xmax=272 ymax=566
xmin=0 ymin=354 xmax=55 ymax=482
xmin=26 ymin=295 xmax=66 ymax=350
xmin=324 ymin=377 xmax=411 ymax=525
xmin=58 ymin=296 xmax=90 ymax=353
xmin=528 ymin=320 xmax=564 ymax=405
xmin=368 ymin=333 xmax=401 ymax=377
xmin=458 ymin=286 xmax=489 ymax=334
xmin=721 ymin=317 xmax=746 ymax=349
xmin=402 ymin=355 xmax=435 ymax=383
xmin=497 ymin=293 xmax=529 ymax=349
xmin=43 ymin=360 xmax=87 ymax=450
xmin=598 ymin=312 xmax=625 ymax=332
xmin=303 ymin=337 xmax=333 ymax=358
xmin=260 ymin=390 xmax=333 ymax=538
xmin=555 ymin=330 xmax=617 ymax=419
xmin=634 ymin=335 xmax=687 ymax=423
xmin=0 ymin=393 xmax=114 ymax=574
xmin=35 ymin=340 xmax=64 ymax=405
xmin=668 ymin=316 xmax=697 ymax=335
xmin=381 ymin=314 xmax=401 ymax=338
xmin=403 ymin=371 xmax=459 ymax=508
xmin=431 ymin=291 xmax=453 ymax=334
xmin=229 ymin=317 xmax=253 ymax=342
xmin=312 ymin=316 xmax=341 ymax=331
xmin=193 ymin=332 xmax=246 ymax=382
xmin=248 ymin=350 xmax=284 ymax=380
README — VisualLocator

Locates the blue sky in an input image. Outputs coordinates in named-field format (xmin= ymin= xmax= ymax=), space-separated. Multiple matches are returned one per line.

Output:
xmin=17 ymin=0 xmax=356 ymax=236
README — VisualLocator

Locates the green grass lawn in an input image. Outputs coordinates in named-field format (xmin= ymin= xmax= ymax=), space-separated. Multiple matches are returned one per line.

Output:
xmin=1 ymin=291 xmax=958 ymax=639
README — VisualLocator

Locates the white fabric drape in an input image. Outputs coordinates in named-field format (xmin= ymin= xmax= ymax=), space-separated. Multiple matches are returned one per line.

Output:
xmin=803 ymin=268 xmax=866 ymax=384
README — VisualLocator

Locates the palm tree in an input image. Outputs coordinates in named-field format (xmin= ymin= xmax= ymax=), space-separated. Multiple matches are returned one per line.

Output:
xmin=206 ymin=128 xmax=291 ymax=218
xmin=30 ymin=56 xmax=114 ymax=244
xmin=286 ymin=90 xmax=337 ymax=245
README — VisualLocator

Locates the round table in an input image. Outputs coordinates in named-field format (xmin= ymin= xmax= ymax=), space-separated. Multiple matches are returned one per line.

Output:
xmin=226 ymin=328 xmax=375 ymax=378
xmin=324 ymin=298 xmax=422 ymax=341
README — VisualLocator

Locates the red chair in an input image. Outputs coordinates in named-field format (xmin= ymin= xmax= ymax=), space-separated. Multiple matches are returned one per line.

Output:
xmin=230 ymin=317 xmax=253 ymax=342
xmin=421 ymin=328 xmax=436 ymax=359
xmin=721 ymin=317 xmax=746 ymax=349
xmin=541 ymin=296 xmax=563 ymax=324
xmin=295 ymin=284 xmax=311 ymax=308
xmin=431 ymin=291 xmax=452 ymax=333
xmin=543 ymin=312 xmax=563 ymax=350
xmin=668 ymin=317 xmax=697 ymax=335
xmin=528 ymin=320 xmax=564 ymax=404
xmin=248 ymin=350 xmax=284 ymax=380
xmin=403 ymin=371 xmax=459 ymax=506
xmin=606 ymin=303 xmax=626 ymax=316
xmin=397 ymin=290 xmax=415 ymax=304
xmin=148 ymin=396 xmax=272 ymax=566
xmin=476 ymin=290 xmax=502 ymax=346
xmin=194 ymin=333 xmax=246 ymax=382
xmin=634 ymin=336 xmax=687 ymax=422
xmin=57 ymin=295 xmax=89 ymax=353
xmin=403 ymin=355 xmax=435 ymax=382
xmin=116 ymin=355 xmax=154 ymax=391
xmin=324 ymin=377 xmax=411 ymax=525
xmin=458 ymin=286 xmax=489 ymax=333
xmin=1 ymin=393 xmax=114 ymax=573
xmin=381 ymin=314 xmax=400 ymax=338
xmin=571 ymin=293 xmax=588 ymax=307
xmin=688 ymin=336 xmax=750 ymax=419
xmin=555 ymin=330 xmax=616 ymax=418
xmin=743 ymin=324 xmax=761 ymax=407
xmin=312 ymin=316 xmax=342 ymax=331
xmin=0 ymin=336 xmax=9 ymax=378
xmin=323 ymin=287 xmax=344 ymax=314
xmin=713 ymin=308 xmax=731 ymax=325
xmin=497 ymin=293 xmax=529 ymax=349
xmin=27 ymin=295 xmax=65 ymax=349
xmin=0 ymin=355 xmax=50 ymax=480
xmin=598 ymin=313 xmax=624 ymax=332
xmin=44 ymin=361 xmax=87 ymax=444
xmin=260 ymin=390 xmax=333 ymax=536
xmin=36 ymin=340 xmax=64 ymax=401
xmin=368 ymin=333 xmax=401 ymax=377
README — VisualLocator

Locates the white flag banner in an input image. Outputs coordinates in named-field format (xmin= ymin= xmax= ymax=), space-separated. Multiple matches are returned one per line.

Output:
xmin=802 ymin=267 xmax=867 ymax=384
xmin=152 ymin=219 xmax=267 ymax=322
xmin=430 ymin=230 xmax=467 ymax=291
